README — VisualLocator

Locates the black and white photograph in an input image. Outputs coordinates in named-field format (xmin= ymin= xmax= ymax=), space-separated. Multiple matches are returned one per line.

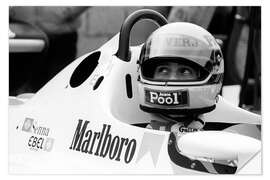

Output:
xmin=6 ymin=3 xmax=264 ymax=176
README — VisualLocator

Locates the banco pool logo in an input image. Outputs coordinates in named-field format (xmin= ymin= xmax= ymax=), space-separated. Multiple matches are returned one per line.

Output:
xmin=145 ymin=89 xmax=188 ymax=106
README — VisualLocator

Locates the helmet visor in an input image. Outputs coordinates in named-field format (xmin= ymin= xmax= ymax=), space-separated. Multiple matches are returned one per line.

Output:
xmin=140 ymin=33 xmax=223 ymax=75
xmin=141 ymin=58 xmax=210 ymax=82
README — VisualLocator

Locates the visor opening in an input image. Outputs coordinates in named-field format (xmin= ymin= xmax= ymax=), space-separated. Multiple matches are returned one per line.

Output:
xmin=141 ymin=57 xmax=209 ymax=82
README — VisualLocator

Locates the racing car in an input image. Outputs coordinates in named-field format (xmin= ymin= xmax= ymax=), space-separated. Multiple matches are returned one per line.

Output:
xmin=9 ymin=9 xmax=261 ymax=174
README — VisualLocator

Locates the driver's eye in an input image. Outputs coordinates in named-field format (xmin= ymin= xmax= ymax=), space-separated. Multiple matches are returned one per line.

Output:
xmin=157 ymin=67 xmax=170 ymax=75
xmin=179 ymin=68 xmax=193 ymax=76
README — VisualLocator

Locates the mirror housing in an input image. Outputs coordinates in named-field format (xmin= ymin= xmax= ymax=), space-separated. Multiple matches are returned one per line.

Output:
xmin=177 ymin=131 xmax=261 ymax=161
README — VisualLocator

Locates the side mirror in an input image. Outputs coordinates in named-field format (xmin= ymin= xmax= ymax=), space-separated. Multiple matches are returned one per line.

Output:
xmin=177 ymin=131 xmax=260 ymax=161
xmin=168 ymin=131 xmax=261 ymax=174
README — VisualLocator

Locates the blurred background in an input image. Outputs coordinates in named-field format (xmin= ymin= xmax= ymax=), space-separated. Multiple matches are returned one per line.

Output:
xmin=9 ymin=6 xmax=261 ymax=113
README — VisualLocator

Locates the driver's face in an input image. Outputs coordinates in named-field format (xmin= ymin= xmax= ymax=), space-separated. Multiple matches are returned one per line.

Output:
xmin=153 ymin=62 xmax=198 ymax=81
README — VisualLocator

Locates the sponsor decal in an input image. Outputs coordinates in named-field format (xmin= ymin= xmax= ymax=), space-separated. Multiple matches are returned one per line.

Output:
xmin=145 ymin=89 xmax=188 ymax=106
xmin=28 ymin=136 xmax=54 ymax=152
xmin=178 ymin=126 xmax=199 ymax=133
xmin=22 ymin=118 xmax=54 ymax=152
xmin=69 ymin=119 xmax=137 ymax=164
xmin=22 ymin=118 xmax=34 ymax=132
xmin=165 ymin=36 xmax=199 ymax=48
xmin=136 ymin=132 xmax=165 ymax=166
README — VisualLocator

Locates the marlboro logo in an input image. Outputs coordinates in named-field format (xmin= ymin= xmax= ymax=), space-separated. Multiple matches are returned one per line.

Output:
xmin=69 ymin=120 xmax=137 ymax=164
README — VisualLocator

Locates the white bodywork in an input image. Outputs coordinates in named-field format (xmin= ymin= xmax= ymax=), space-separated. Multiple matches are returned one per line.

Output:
xmin=9 ymin=34 xmax=261 ymax=174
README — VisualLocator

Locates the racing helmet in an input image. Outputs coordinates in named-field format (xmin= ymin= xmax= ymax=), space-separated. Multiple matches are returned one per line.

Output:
xmin=138 ymin=22 xmax=224 ymax=115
